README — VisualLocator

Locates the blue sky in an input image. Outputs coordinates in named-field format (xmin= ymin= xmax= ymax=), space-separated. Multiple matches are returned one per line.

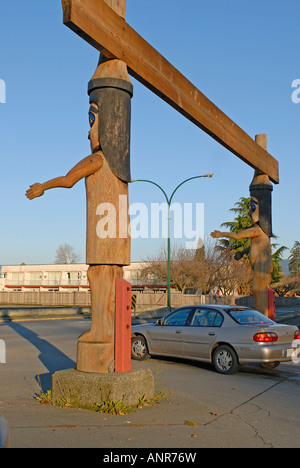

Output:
xmin=0 ymin=0 xmax=299 ymax=265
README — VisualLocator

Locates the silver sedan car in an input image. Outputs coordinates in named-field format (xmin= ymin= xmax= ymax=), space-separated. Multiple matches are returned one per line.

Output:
xmin=131 ymin=305 xmax=300 ymax=374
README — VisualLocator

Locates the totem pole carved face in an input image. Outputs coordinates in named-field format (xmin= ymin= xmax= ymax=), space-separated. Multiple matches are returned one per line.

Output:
xmin=88 ymin=77 xmax=133 ymax=183
xmin=250 ymin=197 xmax=259 ymax=225
xmin=250 ymin=182 xmax=273 ymax=237
xmin=88 ymin=102 xmax=100 ymax=153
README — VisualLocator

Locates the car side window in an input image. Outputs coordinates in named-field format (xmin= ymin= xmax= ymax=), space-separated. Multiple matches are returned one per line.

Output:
xmin=191 ymin=308 xmax=223 ymax=327
xmin=163 ymin=308 xmax=192 ymax=326
xmin=213 ymin=312 xmax=223 ymax=327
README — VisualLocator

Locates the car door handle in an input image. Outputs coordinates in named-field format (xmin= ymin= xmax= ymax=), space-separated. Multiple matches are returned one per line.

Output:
xmin=208 ymin=332 xmax=216 ymax=336
xmin=175 ymin=330 xmax=182 ymax=334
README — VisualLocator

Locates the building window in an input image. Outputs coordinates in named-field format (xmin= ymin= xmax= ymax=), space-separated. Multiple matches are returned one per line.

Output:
xmin=48 ymin=272 xmax=61 ymax=285
xmin=29 ymin=272 xmax=42 ymax=285
xmin=11 ymin=273 xmax=24 ymax=286
xmin=68 ymin=272 xmax=80 ymax=285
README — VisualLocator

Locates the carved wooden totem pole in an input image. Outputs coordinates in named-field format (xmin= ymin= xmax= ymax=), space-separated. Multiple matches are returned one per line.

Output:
xmin=26 ymin=2 xmax=133 ymax=373
xmin=211 ymin=135 xmax=273 ymax=317
xmin=79 ymin=56 xmax=133 ymax=373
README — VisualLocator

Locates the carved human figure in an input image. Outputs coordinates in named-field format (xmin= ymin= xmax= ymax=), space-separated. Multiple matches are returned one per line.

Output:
xmin=26 ymin=58 xmax=133 ymax=373
xmin=211 ymin=173 xmax=273 ymax=316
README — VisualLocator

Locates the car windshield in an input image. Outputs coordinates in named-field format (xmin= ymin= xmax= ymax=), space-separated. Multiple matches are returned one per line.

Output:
xmin=226 ymin=308 xmax=274 ymax=325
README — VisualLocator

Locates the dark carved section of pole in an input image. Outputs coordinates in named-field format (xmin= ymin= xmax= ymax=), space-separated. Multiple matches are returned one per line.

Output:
xmin=250 ymin=177 xmax=273 ymax=238
xmin=88 ymin=73 xmax=133 ymax=183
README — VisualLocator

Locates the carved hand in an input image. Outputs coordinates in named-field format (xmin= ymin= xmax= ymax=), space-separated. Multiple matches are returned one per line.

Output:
xmin=26 ymin=183 xmax=45 ymax=200
xmin=210 ymin=230 xmax=222 ymax=239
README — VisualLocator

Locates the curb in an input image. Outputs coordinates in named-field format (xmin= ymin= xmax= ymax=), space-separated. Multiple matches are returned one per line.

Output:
xmin=0 ymin=315 xmax=91 ymax=323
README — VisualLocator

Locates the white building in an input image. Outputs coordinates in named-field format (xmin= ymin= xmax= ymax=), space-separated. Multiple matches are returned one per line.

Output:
xmin=0 ymin=263 xmax=148 ymax=292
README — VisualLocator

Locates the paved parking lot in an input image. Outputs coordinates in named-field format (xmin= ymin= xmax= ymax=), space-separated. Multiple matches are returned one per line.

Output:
xmin=0 ymin=318 xmax=300 ymax=448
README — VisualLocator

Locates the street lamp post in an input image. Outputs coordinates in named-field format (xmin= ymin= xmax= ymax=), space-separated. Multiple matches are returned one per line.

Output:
xmin=133 ymin=173 xmax=213 ymax=309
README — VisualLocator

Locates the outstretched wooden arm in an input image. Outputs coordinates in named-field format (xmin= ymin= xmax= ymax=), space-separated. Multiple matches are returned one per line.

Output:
xmin=211 ymin=227 xmax=260 ymax=240
xmin=26 ymin=152 xmax=103 ymax=200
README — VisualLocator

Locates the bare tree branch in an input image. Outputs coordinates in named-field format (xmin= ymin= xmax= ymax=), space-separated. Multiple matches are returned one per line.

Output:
xmin=55 ymin=243 xmax=81 ymax=264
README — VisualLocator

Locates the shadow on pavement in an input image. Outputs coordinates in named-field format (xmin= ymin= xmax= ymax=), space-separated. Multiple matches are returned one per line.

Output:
xmin=7 ymin=322 xmax=75 ymax=392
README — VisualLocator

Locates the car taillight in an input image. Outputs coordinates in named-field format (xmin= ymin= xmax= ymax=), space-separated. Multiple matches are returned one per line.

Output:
xmin=294 ymin=330 xmax=300 ymax=340
xmin=253 ymin=332 xmax=278 ymax=343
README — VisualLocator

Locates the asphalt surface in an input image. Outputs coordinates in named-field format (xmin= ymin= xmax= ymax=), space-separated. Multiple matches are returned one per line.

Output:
xmin=0 ymin=312 xmax=300 ymax=449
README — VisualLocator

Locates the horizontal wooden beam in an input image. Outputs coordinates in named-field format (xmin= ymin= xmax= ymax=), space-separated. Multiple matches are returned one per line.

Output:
xmin=62 ymin=0 xmax=279 ymax=183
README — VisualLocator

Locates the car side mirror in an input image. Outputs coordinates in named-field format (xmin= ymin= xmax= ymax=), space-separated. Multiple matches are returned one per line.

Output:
xmin=156 ymin=318 xmax=164 ymax=326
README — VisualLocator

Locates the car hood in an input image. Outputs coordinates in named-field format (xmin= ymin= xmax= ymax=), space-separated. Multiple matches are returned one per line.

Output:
xmin=132 ymin=323 xmax=155 ymax=333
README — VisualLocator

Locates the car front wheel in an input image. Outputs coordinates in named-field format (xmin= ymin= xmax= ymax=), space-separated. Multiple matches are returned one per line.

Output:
xmin=213 ymin=345 xmax=240 ymax=375
xmin=131 ymin=335 xmax=150 ymax=361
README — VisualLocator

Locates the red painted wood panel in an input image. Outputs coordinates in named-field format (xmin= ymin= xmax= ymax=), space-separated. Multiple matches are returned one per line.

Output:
xmin=115 ymin=279 xmax=132 ymax=373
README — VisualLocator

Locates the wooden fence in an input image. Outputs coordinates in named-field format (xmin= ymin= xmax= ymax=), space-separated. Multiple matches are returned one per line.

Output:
xmin=0 ymin=290 xmax=236 ymax=309
xmin=0 ymin=291 xmax=298 ymax=309
xmin=0 ymin=291 xmax=91 ymax=307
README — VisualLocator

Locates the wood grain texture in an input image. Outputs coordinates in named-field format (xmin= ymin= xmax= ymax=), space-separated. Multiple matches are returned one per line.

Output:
xmin=62 ymin=0 xmax=279 ymax=183
xmin=77 ymin=264 xmax=123 ymax=373
xmin=102 ymin=0 xmax=126 ymax=19
xmin=85 ymin=154 xmax=130 ymax=266
xmin=76 ymin=0 xmax=129 ymax=374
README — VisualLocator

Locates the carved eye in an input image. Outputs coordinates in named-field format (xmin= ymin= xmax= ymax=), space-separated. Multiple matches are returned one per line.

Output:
xmin=89 ymin=112 xmax=96 ymax=128
xmin=250 ymin=203 xmax=257 ymax=213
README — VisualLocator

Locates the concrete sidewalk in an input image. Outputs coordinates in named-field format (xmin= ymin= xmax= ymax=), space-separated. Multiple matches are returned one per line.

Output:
xmin=275 ymin=307 xmax=300 ymax=326
xmin=1 ymin=359 xmax=300 ymax=449
xmin=0 ymin=306 xmax=91 ymax=322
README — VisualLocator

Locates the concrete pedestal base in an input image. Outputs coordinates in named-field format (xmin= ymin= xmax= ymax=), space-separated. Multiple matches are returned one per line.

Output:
xmin=52 ymin=368 xmax=155 ymax=409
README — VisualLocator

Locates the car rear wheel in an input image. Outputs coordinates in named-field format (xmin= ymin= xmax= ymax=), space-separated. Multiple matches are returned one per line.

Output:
xmin=131 ymin=335 xmax=150 ymax=361
xmin=213 ymin=345 xmax=240 ymax=375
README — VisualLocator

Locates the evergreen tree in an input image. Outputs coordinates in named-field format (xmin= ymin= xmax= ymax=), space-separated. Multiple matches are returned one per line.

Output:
xmin=217 ymin=197 xmax=252 ymax=255
xmin=271 ymin=243 xmax=288 ymax=283
xmin=288 ymin=241 xmax=300 ymax=278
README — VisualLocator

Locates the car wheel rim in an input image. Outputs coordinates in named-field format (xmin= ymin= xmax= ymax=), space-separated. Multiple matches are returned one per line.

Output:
xmin=216 ymin=350 xmax=233 ymax=371
xmin=132 ymin=339 xmax=146 ymax=358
